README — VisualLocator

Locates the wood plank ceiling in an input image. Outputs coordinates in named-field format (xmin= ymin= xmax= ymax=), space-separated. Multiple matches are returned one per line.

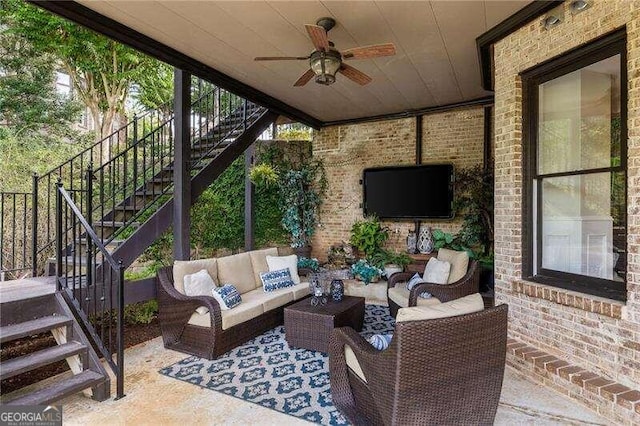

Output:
xmin=77 ymin=1 xmax=528 ymax=123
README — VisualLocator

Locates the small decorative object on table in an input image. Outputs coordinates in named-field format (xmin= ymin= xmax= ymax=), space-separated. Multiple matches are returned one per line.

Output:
xmin=330 ymin=279 xmax=344 ymax=302
xmin=418 ymin=226 xmax=434 ymax=254
xmin=407 ymin=231 xmax=417 ymax=254
xmin=309 ymin=273 xmax=329 ymax=306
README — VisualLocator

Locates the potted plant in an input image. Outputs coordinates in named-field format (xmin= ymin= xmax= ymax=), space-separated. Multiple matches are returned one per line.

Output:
xmin=250 ymin=158 xmax=327 ymax=258
xmin=370 ymin=249 xmax=412 ymax=278
xmin=351 ymin=259 xmax=383 ymax=285
xmin=350 ymin=216 xmax=389 ymax=259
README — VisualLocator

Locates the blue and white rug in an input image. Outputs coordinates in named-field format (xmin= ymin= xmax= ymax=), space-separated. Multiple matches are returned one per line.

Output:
xmin=159 ymin=304 xmax=395 ymax=425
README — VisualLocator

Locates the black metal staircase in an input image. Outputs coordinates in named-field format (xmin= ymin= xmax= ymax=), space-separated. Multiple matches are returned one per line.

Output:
xmin=0 ymin=76 xmax=278 ymax=403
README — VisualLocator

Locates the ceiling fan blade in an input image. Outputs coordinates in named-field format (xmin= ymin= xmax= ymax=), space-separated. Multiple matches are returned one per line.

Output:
xmin=342 ymin=43 xmax=396 ymax=60
xmin=305 ymin=24 xmax=330 ymax=51
xmin=339 ymin=64 xmax=372 ymax=86
xmin=254 ymin=56 xmax=309 ymax=61
xmin=294 ymin=69 xmax=315 ymax=87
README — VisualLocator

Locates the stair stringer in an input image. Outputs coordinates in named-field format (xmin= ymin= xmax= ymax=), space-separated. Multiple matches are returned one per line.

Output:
xmin=109 ymin=110 xmax=278 ymax=268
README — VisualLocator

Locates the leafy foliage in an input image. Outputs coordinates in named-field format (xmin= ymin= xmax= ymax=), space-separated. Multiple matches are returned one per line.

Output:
xmin=350 ymin=216 xmax=389 ymax=259
xmin=351 ymin=259 xmax=382 ymax=285
xmin=297 ymin=257 xmax=320 ymax=272
xmin=124 ymin=300 xmax=158 ymax=325
xmin=369 ymin=249 xmax=411 ymax=270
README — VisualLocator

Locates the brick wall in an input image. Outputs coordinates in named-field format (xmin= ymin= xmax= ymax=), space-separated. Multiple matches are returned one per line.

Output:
xmin=493 ymin=0 xmax=640 ymax=422
xmin=311 ymin=107 xmax=485 ymax=261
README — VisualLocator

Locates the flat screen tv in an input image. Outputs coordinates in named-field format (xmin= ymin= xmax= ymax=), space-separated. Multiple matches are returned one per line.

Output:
xmin=362 ymin=164 xmax=454 ymax=219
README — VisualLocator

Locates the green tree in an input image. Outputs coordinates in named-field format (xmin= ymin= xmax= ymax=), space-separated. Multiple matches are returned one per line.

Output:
xmin=1 ymin=0 xmax=163 ymax=142
xmin=0 ymin=30 xmax=82 ymax=136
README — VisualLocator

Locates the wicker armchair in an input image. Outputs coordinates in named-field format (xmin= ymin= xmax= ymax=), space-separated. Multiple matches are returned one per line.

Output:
xmin=387 ymin=260 xmax=479 ymax=317
xmin=328 ymin=304 xmax=508 ymax=426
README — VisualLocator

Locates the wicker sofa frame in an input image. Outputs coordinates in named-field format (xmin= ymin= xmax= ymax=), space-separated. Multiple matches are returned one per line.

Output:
xmin=386 ymin=259 xmax=480 ymax=317
xmin=157 ymin=266 xmax=303 ymax=359
xmin=328 ymin=304 xmax=508 ymax=425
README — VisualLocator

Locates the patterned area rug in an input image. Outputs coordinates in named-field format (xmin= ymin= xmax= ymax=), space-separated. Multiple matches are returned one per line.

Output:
xmin=159 ymin=304 xmax=395 ymax=425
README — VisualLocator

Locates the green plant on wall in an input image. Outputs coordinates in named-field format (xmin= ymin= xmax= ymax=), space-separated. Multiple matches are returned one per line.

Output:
xmin=369 ymin=249 xmax=411 ymax=270
xmin=350 ymin=216 xmax=389 ymax=259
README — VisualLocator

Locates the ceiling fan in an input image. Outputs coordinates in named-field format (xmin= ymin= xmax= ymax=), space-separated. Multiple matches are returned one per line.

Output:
xmin=254 ymin=17 xmax=396 ymax=87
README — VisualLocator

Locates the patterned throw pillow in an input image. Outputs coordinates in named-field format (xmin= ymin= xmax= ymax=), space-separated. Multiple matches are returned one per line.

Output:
xmin=211 ymin=284 xmax=242 ymax=310
xmin=260 ymin=268 xmax=295 ymax=292
xmin=367 ymin=334 xmax=393 ymax=350
xmin=405 ymin=272 xmax=423 ymax=291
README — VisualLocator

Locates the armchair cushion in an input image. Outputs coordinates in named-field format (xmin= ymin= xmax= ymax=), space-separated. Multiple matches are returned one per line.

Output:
xmin=217 ymin=252 xmax=256 ymax=294
xmin=388 ymin=283 xmax=441 ymax=308
xmin=437 ymin=248 xmax=469 ymax=283
xmin=173 ymin=258 xmax=218 ymax=294
xmin=266 ymin=255 xmax=301 ymax=284
xmin=423 ymin=257 xmax=451 ymax=284
xmin=396 ymin=292 xmax=484 ymax=322
xmin=249 ymin=248 xmax=279 ymax=289
xmin=183 ymin=269 xmax=217 ymax=297
xmin=344 ymin=345 xmax=367 ymax=382
xmin=188 ymin=289 xmax=265 ymax=330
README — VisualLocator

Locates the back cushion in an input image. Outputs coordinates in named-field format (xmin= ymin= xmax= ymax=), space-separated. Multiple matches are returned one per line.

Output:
xmin=249 ymin=248 xmax=279 ymax=289
xmin=396 ymin=293 xmax=484 ymax=323
xmin=173 ymin=258 xmax=218 ymax=294
xmin=437 ymin=248 xmax=469 ymax=283
xmin=216 ymin=252 xmax=255 ymax=294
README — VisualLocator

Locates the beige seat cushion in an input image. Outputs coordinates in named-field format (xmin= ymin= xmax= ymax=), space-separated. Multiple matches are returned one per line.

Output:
xmin=345 ymin=345 xmax=367 ymax=382
xmin=437 ymin=248 xmax=469 ymax=283
xmin=396 ymin=293 xmax=484 ymax=323
xmin=290 ymin=282 xmax=311 ymax=300
xmin=243 ymin=287 xmax=293 ymax=312
xmin=388 ymin=283 xmax=441 ymax=308
xmin=216 ymin=252 xmax=256 ymax=294
xmin=249 ymin=248 xmax=279 ymax=289
xmin=173 ymin=258 xmax=218 ymax=294
xmin=188 ymin=289 xmax=265 ymax=330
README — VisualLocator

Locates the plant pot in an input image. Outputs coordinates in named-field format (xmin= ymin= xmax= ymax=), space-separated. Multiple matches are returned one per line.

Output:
xmin=384 ymin=264 xmax=403 ymax=279
xmin=294 ymin=245 xmax=312 ymax=259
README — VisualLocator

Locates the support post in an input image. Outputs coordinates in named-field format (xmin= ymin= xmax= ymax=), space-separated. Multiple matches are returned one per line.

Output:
xmin=173 ymin=68 xmax=191 ymax=260
xmin=244 ymin=143 xmax=255 ymax=251
xmin=414 ymin=115 xmax=423 ymax=235
xmin=483 ymin=105 xmax=492 ymax=172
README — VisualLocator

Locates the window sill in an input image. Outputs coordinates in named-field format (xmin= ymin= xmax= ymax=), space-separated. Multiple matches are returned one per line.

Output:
xmin=512 ymin=279 xmax=624 ymax=319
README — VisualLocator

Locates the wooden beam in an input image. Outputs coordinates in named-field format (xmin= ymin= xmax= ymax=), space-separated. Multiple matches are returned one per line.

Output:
xmin=173 ymin=69 xmax=191 ymax=261
xmin=29 ymin=0 xmax=322 ymax=129
xmin=244 ymin=144 xmax=255 ymax=251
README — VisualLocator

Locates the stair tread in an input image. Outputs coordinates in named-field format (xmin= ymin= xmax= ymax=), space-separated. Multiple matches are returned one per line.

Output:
xmin=5 ymin=370 xmax=104 ymax=406
xmin=0 ymin=315 xmax=72 ymax=344
xmin=94 ymin=221 xmax=140 ymax=227
xmin=0 ymin=341 xmax=87 ymax=380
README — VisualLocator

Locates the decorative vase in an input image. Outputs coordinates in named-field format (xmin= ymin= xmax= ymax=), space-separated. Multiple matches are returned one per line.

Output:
xmin=330 ymin=279 xmax=344 ymax=302
xmin=417 ymin=226 xmax=434 ymax=254
xmin=294 ymin=245 xmax=312 ymax=259
xmin=406 ymin=231 xmax=417 ymax=254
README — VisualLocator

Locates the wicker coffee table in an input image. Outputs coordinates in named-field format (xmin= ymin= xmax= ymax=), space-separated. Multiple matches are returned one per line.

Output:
xmin=284 ymin=296 xmax=365 ymax=353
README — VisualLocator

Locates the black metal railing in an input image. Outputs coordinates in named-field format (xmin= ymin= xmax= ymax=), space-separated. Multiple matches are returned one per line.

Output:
xmin=0 ymin=192 xmax=33 ymax=279
xmin=56 ymin=181 xmax=125 ymax=398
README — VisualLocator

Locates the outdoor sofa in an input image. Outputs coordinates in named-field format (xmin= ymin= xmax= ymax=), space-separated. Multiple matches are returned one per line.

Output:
xmin=156 ymin=248 xmax=309 ymax=359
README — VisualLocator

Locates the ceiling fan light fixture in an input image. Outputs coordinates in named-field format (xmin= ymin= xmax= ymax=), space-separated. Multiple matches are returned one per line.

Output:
xmin=310 ymin=50 xmax=341 ymax=85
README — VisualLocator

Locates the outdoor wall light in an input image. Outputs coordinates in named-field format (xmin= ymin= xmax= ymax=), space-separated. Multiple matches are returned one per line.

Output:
xmin=570 ymin=0 xmax=590 ymax=13
xmin=309 ymin=49 xmax=342 ymax=85
xmin=543 ymin=14 xmax=562 ymax=30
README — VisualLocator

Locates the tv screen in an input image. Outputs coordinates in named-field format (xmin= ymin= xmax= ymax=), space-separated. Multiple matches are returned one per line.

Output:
xmin=363 ymin=164 xmax=454 ymax=219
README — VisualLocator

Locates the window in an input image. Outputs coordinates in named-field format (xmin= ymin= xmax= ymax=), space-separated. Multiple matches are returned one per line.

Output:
xmin=522 ymin=30 xmax=627 ymax=301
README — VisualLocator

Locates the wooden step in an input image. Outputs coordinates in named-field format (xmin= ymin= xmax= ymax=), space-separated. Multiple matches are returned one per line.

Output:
xmin=94 ymin=221 xmax=139 ymax=228
xmin=5 ymin=370 xmax=105 ymax=406
xmin=0 ymin=341 xmax=87 ymax=380
xmin=134 ymin=189 xmax=171 ymax=197
xmin=0 ymin=315 xmax=71 ymax=344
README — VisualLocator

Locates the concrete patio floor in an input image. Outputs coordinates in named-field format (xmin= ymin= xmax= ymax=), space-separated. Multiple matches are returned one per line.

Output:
xmin=52 ymin=336 xmax=609 ymax=426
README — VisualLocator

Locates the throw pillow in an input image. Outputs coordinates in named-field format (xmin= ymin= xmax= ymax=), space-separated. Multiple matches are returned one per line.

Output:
xmin=266 ymin=254 xmax=301 ymax=284
xmin=405 ymin=272 xmax=423 ymax=291
xmin=420 ymin=292 xmax=432 ymax=299
xmin=211 ymin=284 xmax=242 ymax=310
xmin=367 ymin=334 xmax=393 ymax=351
xmin=183 ymin=269 xmax=216 ymax=297
xmin=260 ymin=268 xmax=295 ymax=292
xmin=423 ymin=257 xmax=451 ymax=284
xmin=437 ymin=248 xmax=469 ymax=283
